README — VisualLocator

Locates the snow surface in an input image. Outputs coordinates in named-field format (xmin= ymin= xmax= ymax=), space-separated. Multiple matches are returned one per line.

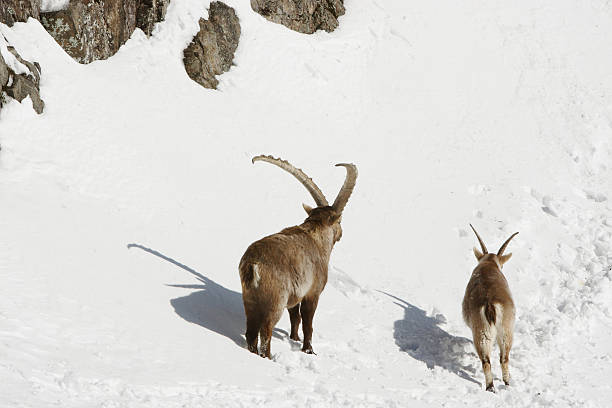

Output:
xmin=1 ymin=0 xmax=612 ymax=406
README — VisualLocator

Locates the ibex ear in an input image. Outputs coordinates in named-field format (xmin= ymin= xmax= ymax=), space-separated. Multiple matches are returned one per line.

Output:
xmin=499 ymin=253 xmax=512 ymax=265
xmin=473 ymin=247 xmax=484 ymax=260
xmin=302 ymin=203 xmax=314 ymax=215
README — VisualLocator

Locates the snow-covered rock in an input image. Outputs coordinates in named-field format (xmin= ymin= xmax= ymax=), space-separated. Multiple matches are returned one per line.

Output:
xmin=0 ymin=34 xmax=43 ymax=114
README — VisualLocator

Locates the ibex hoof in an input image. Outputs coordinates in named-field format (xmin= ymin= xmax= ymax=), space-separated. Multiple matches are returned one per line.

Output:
xmin=486 ymin=384 xmax=496 ymax=393
xmin=247 ymin=346 xmax=258 ymax=354
xmin=302 ymin=347 xmax=316 ymax=355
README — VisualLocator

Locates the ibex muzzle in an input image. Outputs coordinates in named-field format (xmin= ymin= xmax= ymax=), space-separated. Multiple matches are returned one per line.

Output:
xmin=463 ymin=224 xmax=518 ymax=392
xmin=239 ymin=155 xmax=357 ymax=358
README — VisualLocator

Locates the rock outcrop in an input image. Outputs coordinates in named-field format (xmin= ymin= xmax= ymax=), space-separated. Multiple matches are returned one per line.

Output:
xmin=183 ymin=2 xmax=240 ymax=90
xmin=39 ymin=0 xmax=169 ymax=64
xmin=136 ymin=0 xmax=170 ymax=36
xmin=40 ymin=0 xmax=137 ymax=64
xmin=0 ymin=0 xmax=41 ymax=26
xmin=251 ymin=0 xmax=344 ymax=34
xmin=0 ymin=36 xmax=44 ymax=114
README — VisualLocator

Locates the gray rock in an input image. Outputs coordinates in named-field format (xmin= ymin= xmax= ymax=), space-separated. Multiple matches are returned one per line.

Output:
xmin=40 ymin=0 xmax=137 ymax=64
xmin=251 ymin=0 xmax=344 ymax=34
xmin=0 ymin=0 xmax=41 ymax=26
xmin=183 ymin=1 xmax=240 ymax=90
xmin=0 ymin=38 xmax=45 ymax=114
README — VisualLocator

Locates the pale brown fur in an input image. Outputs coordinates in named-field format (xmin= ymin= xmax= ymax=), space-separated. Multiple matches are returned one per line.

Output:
xmin=240 ymin=156 xmax=356 ymax=358
xmin=463 ymin=225 xmax=518 ymax=392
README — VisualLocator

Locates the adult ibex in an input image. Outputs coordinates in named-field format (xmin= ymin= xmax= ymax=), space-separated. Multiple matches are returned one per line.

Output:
xmin=239 ymin=155 xmax=357 ymax=358
xmin=463 ymin=224 xmax=519 ymax=392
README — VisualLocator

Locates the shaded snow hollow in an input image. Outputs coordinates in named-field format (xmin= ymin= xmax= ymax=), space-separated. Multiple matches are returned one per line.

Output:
xmin=1 ymin=0 xmax=612 ymax=407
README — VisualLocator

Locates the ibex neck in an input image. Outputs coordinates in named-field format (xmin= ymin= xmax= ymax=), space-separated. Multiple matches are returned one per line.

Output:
xmin=302 ymin=221 xmax=335 ymax=255
xmin=478 ymin=259 xmax=502 ymax=271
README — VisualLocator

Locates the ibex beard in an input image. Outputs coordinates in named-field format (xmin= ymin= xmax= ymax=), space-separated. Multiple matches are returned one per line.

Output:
xmin=239 ymin=155 xmax=357 ymax=359
xmin=463 ymin=224 xmax=518 ymax=392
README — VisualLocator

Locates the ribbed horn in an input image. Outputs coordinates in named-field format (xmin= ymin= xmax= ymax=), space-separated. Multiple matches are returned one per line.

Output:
xmin=252 ymin=155 xmax=329 ymax=207
xmin=469 ymin=224 xmax=488 ymax=254
xmin=331 ymin=163 xmax=358 ymax=213
xmin=497 ymin=232 xmax=519 ymax=257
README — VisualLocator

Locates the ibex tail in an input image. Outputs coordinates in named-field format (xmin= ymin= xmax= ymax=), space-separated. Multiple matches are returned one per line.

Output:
xmin=484 ymin=302 xmax=497 ymax=325
xmin=241 ymin=263 xmax=260 ymax=289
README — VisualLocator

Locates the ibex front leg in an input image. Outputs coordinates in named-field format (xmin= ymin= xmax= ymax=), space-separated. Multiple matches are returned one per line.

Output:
xmin=300 ymin=296 xmax=319 ymax=354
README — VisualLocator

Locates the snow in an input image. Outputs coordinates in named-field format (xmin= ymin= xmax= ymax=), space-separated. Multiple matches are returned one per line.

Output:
xmin=1 ymin=0 xmax=612 ymax=406
xmin=40 ymin=0 xmax=70 ymax=13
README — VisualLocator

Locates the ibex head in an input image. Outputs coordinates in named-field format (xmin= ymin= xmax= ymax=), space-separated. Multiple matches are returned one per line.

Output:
xmin=469 ymin=224 xmax=519 ymax=269
xmin=252 ymin=155 xmax=358 ymax=244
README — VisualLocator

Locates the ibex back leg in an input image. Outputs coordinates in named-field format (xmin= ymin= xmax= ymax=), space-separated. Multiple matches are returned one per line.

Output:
xmin=497 ymin=329 xmax=513 ymax=385
xmin=245 ymin=312 xmax=262 ymax=355
xmin=288 ymin=304 xmax=301 ymax=341
xmin=300 ymin=295 xmax=319 ymax=354
xmin=473 ymin=329 xmax=495 ymax=392
xmin=259 ymin=308 xmax=284 ymax=359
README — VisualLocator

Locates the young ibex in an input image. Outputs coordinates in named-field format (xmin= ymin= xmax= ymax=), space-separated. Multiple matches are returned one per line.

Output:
xmin=463 ymin=224 xmax=519 ymax=392
xmin=239 ymin=155 xmax=357 ymax=358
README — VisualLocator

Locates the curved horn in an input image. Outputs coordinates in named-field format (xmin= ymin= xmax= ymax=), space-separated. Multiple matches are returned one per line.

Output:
xmin=332 ymin=163 xmax=358 ymax=213
xmin=469 ymin=224 xmax=488 ymax=254
xmin=252 ymin=155 xmax=329 ymax=207
xmin=497 ymin=232 xmax=519 ymax=257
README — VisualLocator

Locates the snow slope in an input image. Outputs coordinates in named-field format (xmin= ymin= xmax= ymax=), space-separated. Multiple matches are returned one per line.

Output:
xmin=1 ymin=0 xmax=612 ymax=406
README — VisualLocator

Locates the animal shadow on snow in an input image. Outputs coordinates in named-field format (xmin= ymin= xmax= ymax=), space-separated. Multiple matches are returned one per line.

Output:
xmin=381 ymin=291 xmax=479 ymax=384
xmin=128 ymin=243 xmax=251 ymax=347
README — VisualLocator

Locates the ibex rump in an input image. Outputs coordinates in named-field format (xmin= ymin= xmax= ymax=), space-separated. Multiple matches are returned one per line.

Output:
xmin=240 ymin=155 xmax=357 ymax=358
xmin=463 ymin=224 xmax=518 ymax=392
